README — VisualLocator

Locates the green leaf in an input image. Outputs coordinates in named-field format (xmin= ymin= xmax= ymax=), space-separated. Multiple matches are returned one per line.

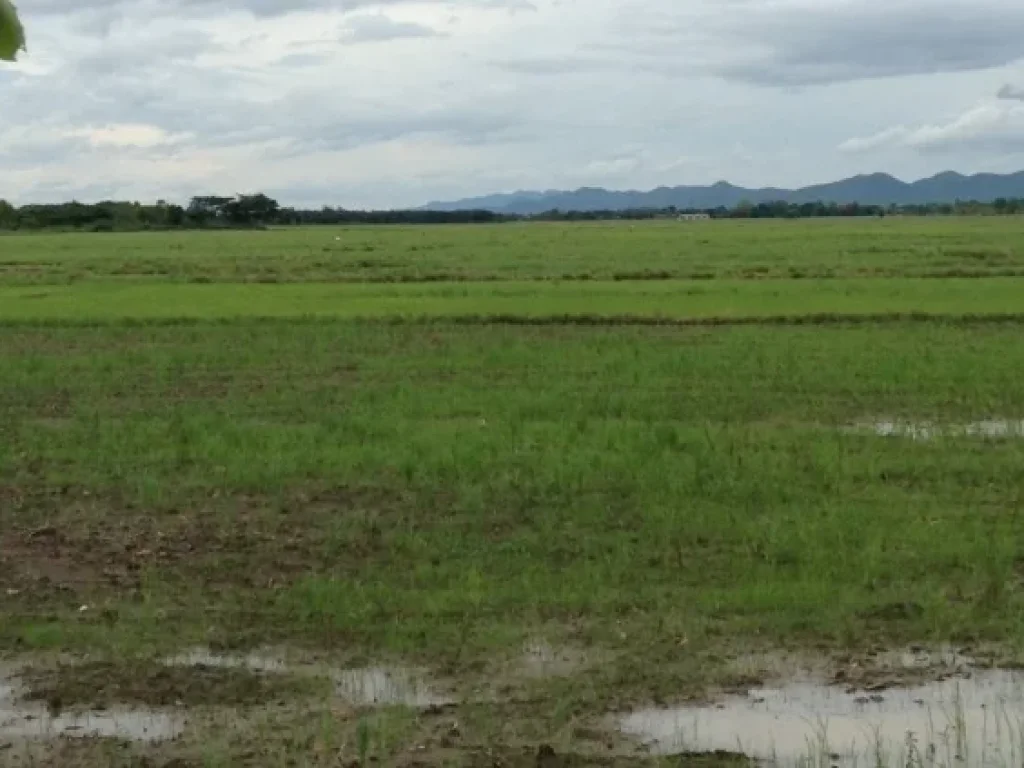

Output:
xmin=0 ymin=0 xmax=26 ymax=63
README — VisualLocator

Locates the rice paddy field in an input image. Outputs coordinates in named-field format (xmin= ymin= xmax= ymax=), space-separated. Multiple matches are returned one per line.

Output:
xmin=3 ymin=217 xmax=1024 ymax=766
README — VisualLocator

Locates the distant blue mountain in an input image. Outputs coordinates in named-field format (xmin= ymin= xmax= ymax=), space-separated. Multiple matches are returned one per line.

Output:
xmin=423 ymin=171 xmax=1024 ymax=214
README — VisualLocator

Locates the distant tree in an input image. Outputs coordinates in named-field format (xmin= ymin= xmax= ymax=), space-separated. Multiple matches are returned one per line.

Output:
xmin=222 ymin=193 xmax=280 ymax=225
xmin=0 ymin=0 xmax=25 ymax=62
xmin=734 ymin=199 xmax=754 ymax=218
xmin=166 ymin=205 xmax=185 ymax=227
xmin=187 ymin=196 xmax=233 ymax=225
xmin=4 ymin=193 xmax=1024 ymax=230
xmin=0 ymin=199 xmax=16 ymax=228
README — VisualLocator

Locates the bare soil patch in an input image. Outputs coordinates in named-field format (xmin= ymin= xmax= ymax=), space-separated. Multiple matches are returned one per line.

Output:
xmin=0 ymin=486 xmax=411 ymax=601
xmin=21 ymin=660 xmax=322 ymax=710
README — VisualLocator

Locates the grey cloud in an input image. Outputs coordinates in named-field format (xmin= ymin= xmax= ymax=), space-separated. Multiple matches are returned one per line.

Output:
xmin=27 ymin=0 xmax=533 ymax=20
xmin=728 ymin=2 xmax=1024 ymax=85
xmin=20 ymin=179 xmax=128 ymax=201
xmin=264 ymin=110 xmax=526 ymax=158
xmin=0 ymin=24 xmax=529 ymax=170
xmin=489 ymin=56 xmax=613 ymax=75
xmin=0 ymin=62 xmax=266 ymax=147
xmin=76 ymin=30 xmax=216 ymax=75
xmin=608 ymin=1 xmax=1024 ymax=87
xmin=998 ymin=84 xmax=1024 ymax=101
xmin=17 ymin=175 xmax=202 ymax=205
xmin=0 ymin=139 xmax=81 ymax=170
xmin=274 ymin=52 xmax=331 ymax=67
xmin=10 ymin=0 xmax=1024 ymax=208
xmin=341 ymin=13 xmax=445 ymax=43
xmin=466 ymin=0 xmax=534 ymax=10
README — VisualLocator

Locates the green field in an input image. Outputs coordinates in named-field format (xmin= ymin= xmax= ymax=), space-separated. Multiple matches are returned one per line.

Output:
xmin=4 ymin=216 xmax=1024 ymax=284
xmin=2 ymin=276 xmax=1024 ymax=323
xmin=3 ymin=219 xmax=1024 ymax=766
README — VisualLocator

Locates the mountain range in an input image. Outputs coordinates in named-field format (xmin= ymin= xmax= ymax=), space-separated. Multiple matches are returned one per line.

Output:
xmin=423 ymin=171 xmax=1024 ymax=214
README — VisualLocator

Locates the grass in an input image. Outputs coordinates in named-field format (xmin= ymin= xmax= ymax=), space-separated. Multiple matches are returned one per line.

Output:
xmin=4 ymin=218 xmax=1024 ymax=765
xmin=2 ymin=276 xmax=1024 ymax=322
xmin=5 ymin=321 xmax=1024 ymax=662
xmin=3 ymin=217 xmax=1024 ymax=285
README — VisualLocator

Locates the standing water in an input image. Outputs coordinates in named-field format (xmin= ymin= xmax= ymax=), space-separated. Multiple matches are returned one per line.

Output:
xmin=620 ymin=670 xmax=1024 ymax=766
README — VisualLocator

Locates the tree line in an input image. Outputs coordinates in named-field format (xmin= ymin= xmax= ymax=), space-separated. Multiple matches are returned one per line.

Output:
xmin=532 ymin=198 xmax=1024 ymax=220
xmin=2 ymin=193 xmax=1024 ymax=232
xmin=0 ymin=194 xmax=511 ymax=231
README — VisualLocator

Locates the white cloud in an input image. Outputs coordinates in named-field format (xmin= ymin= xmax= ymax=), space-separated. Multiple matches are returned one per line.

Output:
xmin=79 ymin=123 xmax=192 ymax=148
xmin=841 ymin=99 xmax=1024 ymax=154
xmin=839 ymin=127 xmax=913 ymax=154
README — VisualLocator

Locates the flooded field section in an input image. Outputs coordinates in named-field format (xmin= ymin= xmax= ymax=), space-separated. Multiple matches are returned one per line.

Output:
xmin=3 ymin=646 xmax=1024 ymax=766
xmin=620 ymin=650 xmax=1024 ymax=767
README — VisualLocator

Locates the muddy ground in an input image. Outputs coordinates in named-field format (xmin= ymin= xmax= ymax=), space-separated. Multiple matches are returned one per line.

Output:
xmin=1 ymin=642 xmax=1017 ymax=766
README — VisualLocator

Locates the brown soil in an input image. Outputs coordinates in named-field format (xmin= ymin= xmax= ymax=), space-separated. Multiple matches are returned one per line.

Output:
xmin=0 ymin=485 xmax=410 ymax=600
xmin=21 ymin=660 xmax=321 ymax=709
xmin=2 ymin=742 xmax=749 ymax=768
xmin=0 ymin=739 xmax=159 ymax=768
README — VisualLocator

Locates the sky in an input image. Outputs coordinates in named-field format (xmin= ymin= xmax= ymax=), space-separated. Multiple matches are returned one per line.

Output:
xmin=4 ymin=0 xmax=1024 ymax=208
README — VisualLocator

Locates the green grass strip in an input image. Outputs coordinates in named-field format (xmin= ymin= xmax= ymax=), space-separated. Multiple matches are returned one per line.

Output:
xmin=1 ymin=277 xmax=1023 ymax=323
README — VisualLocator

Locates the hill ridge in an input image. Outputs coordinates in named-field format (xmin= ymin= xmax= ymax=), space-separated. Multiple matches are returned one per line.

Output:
xmin=423 ymin=170 xmax=1024 ymax=214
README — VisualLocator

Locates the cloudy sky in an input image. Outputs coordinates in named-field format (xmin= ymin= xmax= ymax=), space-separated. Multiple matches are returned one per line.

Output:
xmin=4 ymin=0 xmax=1024 ymax=208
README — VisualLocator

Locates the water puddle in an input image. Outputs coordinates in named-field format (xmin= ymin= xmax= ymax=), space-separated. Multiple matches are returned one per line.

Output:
xmin=851 ymin=419 xmax=1024 ymax=441
xmin=163 ymin=648 xmax=287 ymax=673
xmin=334 ymin=667 xmax=453 ymax=708
xmin=0 ymin=674 xmax=183 ymax=743
xmin=0 ymin=706 xmax=184 ymax=742
xmin=620 ymin=669 xmax=1024 ymax=766
xmin=166 ymin=648 xmax=451 ymax=708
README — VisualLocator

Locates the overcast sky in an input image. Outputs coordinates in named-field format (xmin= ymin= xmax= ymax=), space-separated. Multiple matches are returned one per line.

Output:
xmin=4 ymin=0 xmax=1024 ymax=208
